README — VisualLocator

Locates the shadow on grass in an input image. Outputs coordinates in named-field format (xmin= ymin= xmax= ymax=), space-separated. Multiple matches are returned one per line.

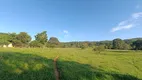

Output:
xmin=57 ymin=60 xmax=141 ymax=80
xmin=0 ymin=52 xmax=55 ymax=80
xmin=0 ymin=52 xmax=141 ymax=80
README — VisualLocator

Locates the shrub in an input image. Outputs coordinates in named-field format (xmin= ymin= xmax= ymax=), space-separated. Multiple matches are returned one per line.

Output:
xmin=93 ymin=45 xmax=105 ymax=53
xmin=29 ymin=40 xmax=43 ymax=48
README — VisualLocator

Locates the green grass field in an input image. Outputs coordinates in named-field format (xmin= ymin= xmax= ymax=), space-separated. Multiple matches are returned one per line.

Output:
xmin=0 ymin=48 xmax=142 ymax=80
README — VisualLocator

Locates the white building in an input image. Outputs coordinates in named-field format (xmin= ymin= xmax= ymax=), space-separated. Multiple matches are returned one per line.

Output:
xmin=2 ymin=43 xmax=13 ymax=48
xmin=8 ymin=43 xmax=13 ymax=47
xmin=3 ymin=45 xmax=7 ymax=48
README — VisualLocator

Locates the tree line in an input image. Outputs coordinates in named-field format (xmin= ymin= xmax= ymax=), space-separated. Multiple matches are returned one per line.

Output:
xmin=0 ymin=31 xmax=142 ymax=50
xmin=0 ymin=31 xmax=59 ymax=48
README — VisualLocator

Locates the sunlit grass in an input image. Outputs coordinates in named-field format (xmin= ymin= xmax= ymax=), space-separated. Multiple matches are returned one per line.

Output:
xmin=0 ymin=48 xmax=142 ymax=80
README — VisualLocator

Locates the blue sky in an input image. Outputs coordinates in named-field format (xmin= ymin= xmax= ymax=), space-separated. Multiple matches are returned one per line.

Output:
xmin=0 ymin=0 xmax=142 ymax=42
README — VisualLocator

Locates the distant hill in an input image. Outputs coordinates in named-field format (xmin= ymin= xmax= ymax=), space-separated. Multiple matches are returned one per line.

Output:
xmin=124 ymin=38 xmax=142 ymax=44
xmin=124 ymin=38 xmax=142 ymax=41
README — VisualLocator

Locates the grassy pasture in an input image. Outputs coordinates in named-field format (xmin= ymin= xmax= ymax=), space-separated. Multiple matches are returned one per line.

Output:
xmin=0 ymin=48 xmax=142 ymax=80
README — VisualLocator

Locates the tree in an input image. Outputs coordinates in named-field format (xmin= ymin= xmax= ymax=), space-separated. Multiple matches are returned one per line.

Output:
xmin=35 ymin=31 xmax=48 ymax=45
xmin=93 ymin=45 xmax=105 ymax=53
xmin=0 ymin=33 xmax=10 ymax=45
xmin=122 ymin=43 xmax=131 ymax=50
xmin=14 ymin=32 xmax=31 ymax=47
xmin=9 ymin=33 xmax=17 ymax=43
xmin=0 ymin=40 xmax=10 ymax=45
xmin=105 ymin=43 xmax=113 ymax=49
xmin=0 ymin=32 xmax=32 ymax=47
xmin=12 ymin=40 xmax=23 ymax=47
xmin=47 ymin=37 xmax=60 ymax=48
xmin=29 ymin=40 xmax=43 ymax=48
xmin=48 ymin=37 xmax=59 ymax=44
xmin=16 ymin=32 xmax=31 ymax=44
xmin=113 ymin=38 xmax=125 ymax=49
xmin=124 ymin=38 xmax=142 ymax=45
xmin=112 ymin=38 xmax=131 ymax=50
xmin=132 ymin=40 xmax=142 ymax=50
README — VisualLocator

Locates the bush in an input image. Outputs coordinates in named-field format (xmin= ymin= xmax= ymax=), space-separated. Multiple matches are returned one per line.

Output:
xmin=29 ymin=40 xmax=43 ymax=48
xmin=46 ymin=43 xmax=56 ymax=48
xmin=80 ymin=43 xmax=88 ymax=49
xmin=12 ymin=40 xmax=23 ymax=47
xmin=93 ymin=45 xmax=105 ymax=53
xmin=80 ymin=45 xmax=86 ymax=49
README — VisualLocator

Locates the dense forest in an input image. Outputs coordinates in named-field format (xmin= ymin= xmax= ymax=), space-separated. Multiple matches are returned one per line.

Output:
xmin=0 ymin=31 xmax=142 ymax=50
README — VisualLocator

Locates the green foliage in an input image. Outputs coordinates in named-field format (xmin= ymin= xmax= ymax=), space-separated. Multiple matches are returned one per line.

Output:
xmin=8 ymin=33 xmax=17 ymax=43
xmin=0 ymin=40 xmax=10 ymax=45
xmin=48 ymin=37 xmax=59 ymax=44
xmin=10 ymin=32 xmax=31 ymax=47
xmin=104 ymin=42 xmax=113 ymax=49
xmin=113 ymin=38 xmax=124 ymax=49
xmin=80 ymin=45 xmax=86 ymax=49
xmin=16 ymin=32 xmax=31 ymax=44
xmin=0 ymin=33 xmax=10 ymax=45
xmin=93 ymin=45 xmax=105 ymax=53
xmin=0 ymin=31 xmax=141 ymax=50
xmin=0 ymin=31 xmax=47 ymax=48
xmin=47 ymin=37 xmax=60 ymax=48
xmin=88 ymin=42 xmax=96 ymax=47
xmin=80 ymin=42 xmax=88 ymax=49
xmin=29 ymin=40 xmax=43 ymax=48
xmin=12 ymin=40 xmax=23 ymax=47
xmin=0 ymin=32 xmax=31 ymax=47
xmin=35 ymin=31 xmax=48 ymax=45
xmin=0 ymin=41 xmax=10 ymax=45
xmin=122 ymin=43 xmax=131 ymax=50
xmin=124 ymin=38 xmax=142 ymax=44
xmin=132 ymin=40 xmax=142 ymax=50
xmin=112 ymin=38 xmax=130 ymax=50
xmin=46 ymin=43 xmax=56 ymax=48
xmin=61 ymin=41 xmax=91 ymax=48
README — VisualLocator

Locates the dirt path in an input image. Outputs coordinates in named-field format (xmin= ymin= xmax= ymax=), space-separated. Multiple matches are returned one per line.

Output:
xmin=54 ymin=56 xmax=60 ymax=80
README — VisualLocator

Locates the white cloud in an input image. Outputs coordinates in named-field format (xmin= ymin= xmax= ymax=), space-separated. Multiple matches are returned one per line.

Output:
xmin=63 ymin=30 xmax=69 ymax=37
xmin=132 ymin=12 xmax=142 ymax=19
xmin=63 ymin=30 xmax=68 ymax=34
xmin=111 ymin=24 xmax=133 ymax=32
xmin=111 ymin=12 xmax=142 ymax=32
xmin=118 ymin=20 xmax=128 ymax=26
